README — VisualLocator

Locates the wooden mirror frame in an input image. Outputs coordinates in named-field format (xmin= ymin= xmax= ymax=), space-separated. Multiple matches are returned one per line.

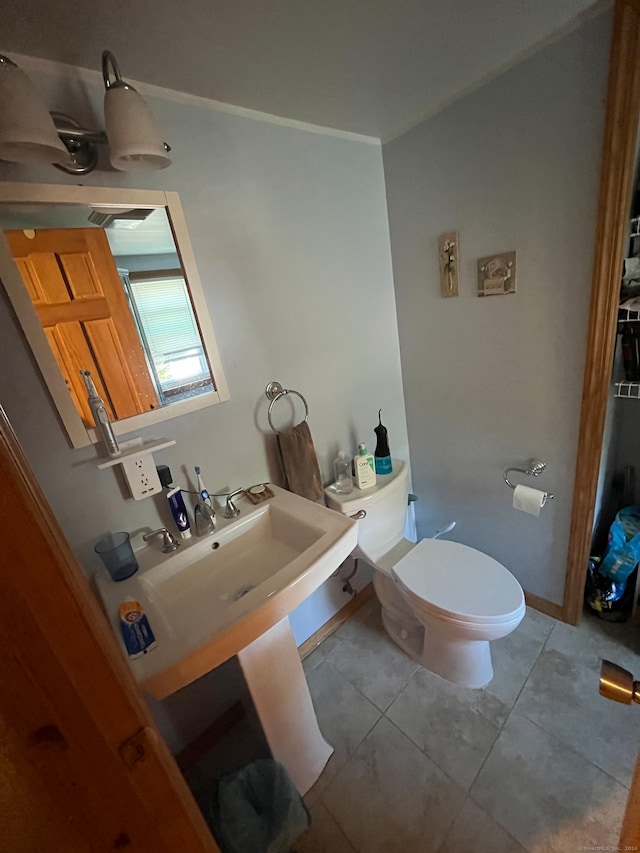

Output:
xmin=564 ymin=0 xmax=640 ymax=625
xmin=0 ymin=183 xmax=230 ymax=449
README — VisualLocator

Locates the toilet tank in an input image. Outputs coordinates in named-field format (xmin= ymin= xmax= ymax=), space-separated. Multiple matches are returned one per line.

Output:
xmin=324 ymin=459 xmax=409 ymax=564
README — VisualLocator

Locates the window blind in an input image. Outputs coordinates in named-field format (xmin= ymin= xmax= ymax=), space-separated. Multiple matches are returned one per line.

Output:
xmin=128 ymin=276 xmax=201 ymax=358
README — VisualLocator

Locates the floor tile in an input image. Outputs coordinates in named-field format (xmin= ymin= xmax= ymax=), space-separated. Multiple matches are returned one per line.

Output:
xmin=438 ymin=797 xmax=526 ymax=853
xmin=514 ymin=644 xmax=640 ymax=787
xmin=546 ymin=611 xmax=640 ymax=673
xmin=303 ymin=634 xmax=343 ymax=675
xmin=485 ymin=606 xmax=555 ymax=708
xmin=322 ymin=716 xmax=466 ymax=853
xmin=304 ymin=659 xmax=381 ymax=802
xmin=297 ymin=801 xmax=357 ymax=853
xmin=471 ymin=713 xmax=629 ymax=853
xmin=332 ymin=595 xmax=380 ymax=644
xmin=327 ymin=597 xmax=419 ymax=710
xmin=387 ymin=666 xmax=509 ymax=789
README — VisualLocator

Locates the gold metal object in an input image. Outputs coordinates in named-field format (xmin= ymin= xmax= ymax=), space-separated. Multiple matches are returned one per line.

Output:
xmin=599 ymin=659 xmax=640 ymax=704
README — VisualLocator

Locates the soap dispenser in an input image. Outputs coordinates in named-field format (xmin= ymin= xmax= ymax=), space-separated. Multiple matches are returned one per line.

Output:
xmin=354 ymin=443 xmax=376 ymax=490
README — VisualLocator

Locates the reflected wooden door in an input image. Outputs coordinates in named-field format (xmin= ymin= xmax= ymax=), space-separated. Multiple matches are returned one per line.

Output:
xmin=6 ymin=227 xmax=159 ymax=427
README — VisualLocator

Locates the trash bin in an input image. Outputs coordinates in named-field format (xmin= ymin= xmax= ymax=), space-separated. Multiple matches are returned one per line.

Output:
xmin=203 ymin=759 xmax=310 ymax=853
xmin=585 ymin=506 xmax=640 ymax=621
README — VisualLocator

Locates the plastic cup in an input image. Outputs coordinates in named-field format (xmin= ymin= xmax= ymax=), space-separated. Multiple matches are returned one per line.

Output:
xmin=94 ymin=531 xmax=139 ymax=582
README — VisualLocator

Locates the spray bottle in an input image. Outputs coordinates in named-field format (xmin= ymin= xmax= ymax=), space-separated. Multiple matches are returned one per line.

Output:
xmin=80 ymin=370 xmax=120 ymax=458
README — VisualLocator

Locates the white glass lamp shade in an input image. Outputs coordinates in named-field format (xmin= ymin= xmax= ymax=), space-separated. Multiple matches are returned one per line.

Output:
xmin=104 ymin=85 xmax=170 ymax=171
xmin=0 ymin=59 xmax=69 ymax=165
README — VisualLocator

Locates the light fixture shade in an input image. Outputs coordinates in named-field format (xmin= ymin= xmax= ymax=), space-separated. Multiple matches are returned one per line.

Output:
xmin=104 ymin=85 xmax=171 ymax=171
xmin=0 ymin=57 xmax=68 ymax=165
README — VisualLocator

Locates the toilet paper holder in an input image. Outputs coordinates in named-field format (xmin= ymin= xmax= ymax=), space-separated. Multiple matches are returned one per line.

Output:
xmin=503 ymin=458 xmax=554 ymax=499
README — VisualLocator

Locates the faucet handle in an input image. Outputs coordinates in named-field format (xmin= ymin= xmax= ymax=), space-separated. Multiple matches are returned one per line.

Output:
xmin=143 ymin=527 xmax=180 ymax=553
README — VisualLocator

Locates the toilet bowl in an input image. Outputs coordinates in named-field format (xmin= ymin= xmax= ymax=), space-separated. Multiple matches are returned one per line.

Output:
xmin=324 ymin=460 xmax=525 ymax=688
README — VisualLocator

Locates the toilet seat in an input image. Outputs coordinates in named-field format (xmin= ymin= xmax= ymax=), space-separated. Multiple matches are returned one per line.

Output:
xmin=392 ymin=539 xmax=525 ymax=626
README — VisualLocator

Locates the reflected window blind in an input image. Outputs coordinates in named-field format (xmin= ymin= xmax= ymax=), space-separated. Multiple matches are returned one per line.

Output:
xmin=128 ymin=276 xmax=201 ymax=358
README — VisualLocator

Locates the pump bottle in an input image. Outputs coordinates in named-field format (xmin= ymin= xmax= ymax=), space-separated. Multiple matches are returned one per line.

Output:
xmin=354 ymin=443 xmax=376 ymax=489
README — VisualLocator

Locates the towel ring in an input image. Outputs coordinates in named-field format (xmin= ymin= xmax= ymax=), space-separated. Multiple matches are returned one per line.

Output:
xmin=265 ymin=381 xmax=309 ymax=433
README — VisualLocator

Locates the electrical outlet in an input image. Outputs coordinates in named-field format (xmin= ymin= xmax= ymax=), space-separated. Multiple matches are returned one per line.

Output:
xmin=121 ymin=454 xmax=162 ymax=501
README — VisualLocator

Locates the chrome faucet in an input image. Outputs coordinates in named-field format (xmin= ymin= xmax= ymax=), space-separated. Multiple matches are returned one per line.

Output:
xmin=143 ymin=527 xmax=180 ymax=553
xmin=224 ymin=488 xmax=245 ymax=519
xmin=194 ymin=497 xmax=216 ymax=536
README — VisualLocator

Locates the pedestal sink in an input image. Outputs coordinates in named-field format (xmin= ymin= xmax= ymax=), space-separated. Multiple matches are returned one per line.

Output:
xmin=95 ymin=485 xmax=358 ymax=793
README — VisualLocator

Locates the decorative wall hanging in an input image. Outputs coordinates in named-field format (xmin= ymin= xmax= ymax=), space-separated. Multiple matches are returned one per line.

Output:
xmin=438 ymin=232 xmax=459 ymax=298
xmin=477 ymin=251 xmax=516 ymax=297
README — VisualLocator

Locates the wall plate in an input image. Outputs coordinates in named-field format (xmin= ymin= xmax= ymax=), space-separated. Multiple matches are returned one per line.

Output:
xmin=477 ymin=251 xmax=516 ymax=296
xmin=121 ymin=454 xmax=162 ymax=501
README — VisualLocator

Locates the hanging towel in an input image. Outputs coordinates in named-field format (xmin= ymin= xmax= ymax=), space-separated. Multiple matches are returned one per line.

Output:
xmin=277 ymin=420 xmax=324 ymax=502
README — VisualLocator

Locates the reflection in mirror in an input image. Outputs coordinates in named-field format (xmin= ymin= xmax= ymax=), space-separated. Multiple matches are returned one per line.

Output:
xmin=0 ymin=184 xmax=229 ymax=448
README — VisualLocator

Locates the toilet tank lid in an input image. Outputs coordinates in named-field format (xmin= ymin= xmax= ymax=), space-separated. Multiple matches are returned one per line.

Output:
xmin=394 ymin=539 xmax=524 ymax=622
xmin=324 ymin=459 xmax=406 ymax=513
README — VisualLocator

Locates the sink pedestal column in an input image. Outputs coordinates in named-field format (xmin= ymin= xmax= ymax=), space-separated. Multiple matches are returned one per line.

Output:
xmin=237 ymin=616 xmax=333 ymax=794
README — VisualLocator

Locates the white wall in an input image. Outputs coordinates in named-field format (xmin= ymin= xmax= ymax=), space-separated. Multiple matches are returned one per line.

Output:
xmin=382 ymin=11 xmax=611 ymax=604
xmin=0 ymin=57 xmax=409 ymax=746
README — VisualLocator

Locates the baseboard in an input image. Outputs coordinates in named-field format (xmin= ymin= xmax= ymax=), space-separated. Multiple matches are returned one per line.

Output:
xmin=298 ymin=583 xmax=374 ymax=661
xmin=524 ymin=590 xmax=564 ymax=621
xmin=297 ymin=585 xmax=562 ymax=658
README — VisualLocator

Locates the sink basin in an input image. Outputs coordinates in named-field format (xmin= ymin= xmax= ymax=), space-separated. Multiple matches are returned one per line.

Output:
xmin=141 ymin=502 xmax=325 ymax=635
xmin=95 ymin=484 xmax=358 ymax=699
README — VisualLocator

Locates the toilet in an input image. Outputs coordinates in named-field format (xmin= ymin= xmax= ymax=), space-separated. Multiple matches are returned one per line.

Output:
xmin=324 ymin=460 xmax=525 ymax=688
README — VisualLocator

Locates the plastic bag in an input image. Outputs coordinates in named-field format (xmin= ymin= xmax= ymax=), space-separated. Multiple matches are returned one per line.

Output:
xmin=599 ymin=506 xmax=640 ymax=584
xmin=207 ymin=759 xmax=310 ymax=853
xmin=585 ymin=556 xmax=636 ymax=621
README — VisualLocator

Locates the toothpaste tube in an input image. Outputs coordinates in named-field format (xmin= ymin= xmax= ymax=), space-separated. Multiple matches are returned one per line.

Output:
xmin=119 ymin=600 xmax=157 ymax=659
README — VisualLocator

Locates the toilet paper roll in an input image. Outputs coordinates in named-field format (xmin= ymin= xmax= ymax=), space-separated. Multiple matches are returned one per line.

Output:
xmin=512 ymin=484 xmax=547 ymax=517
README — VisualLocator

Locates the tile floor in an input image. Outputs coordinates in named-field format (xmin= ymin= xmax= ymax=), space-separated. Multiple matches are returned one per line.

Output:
xmin=296 ymin=596 xmax=640 ymax=853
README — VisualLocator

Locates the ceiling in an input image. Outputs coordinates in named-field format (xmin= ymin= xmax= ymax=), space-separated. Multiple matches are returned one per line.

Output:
xmin=2 ymin=0 xmax=607 ymax=140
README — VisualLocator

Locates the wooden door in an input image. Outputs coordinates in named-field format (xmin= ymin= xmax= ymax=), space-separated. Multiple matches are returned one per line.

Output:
xmin=0 ymin=406 xmax=219 ymax=852
xmin=563 ymin=0 xmax=640 ymax=622
xmin=5 ymin=227 xmax=160 ymax=428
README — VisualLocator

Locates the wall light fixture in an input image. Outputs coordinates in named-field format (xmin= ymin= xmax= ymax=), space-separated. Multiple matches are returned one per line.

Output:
xmin=0 ymin=51 xmax=171 ymax=175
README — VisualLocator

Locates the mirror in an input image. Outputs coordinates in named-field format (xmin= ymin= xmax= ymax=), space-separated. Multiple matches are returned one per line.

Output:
xmin=0 ymin=183 xmax=229 ymax=448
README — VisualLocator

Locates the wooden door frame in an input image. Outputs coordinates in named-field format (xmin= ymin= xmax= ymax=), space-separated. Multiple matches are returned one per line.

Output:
xmin=563 ymin=0 xmax=640 ymax=626
xmin=0 ymin=405 xmax=220 ymax=851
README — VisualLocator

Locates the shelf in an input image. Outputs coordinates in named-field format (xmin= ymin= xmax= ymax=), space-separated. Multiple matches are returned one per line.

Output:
xmin=619 ymin=306 xmax=640 ymax=322
xmin=614 ymin=382 xmax=640 ymax=399
xmin=96 ymin=438 xmax=176 ymax=469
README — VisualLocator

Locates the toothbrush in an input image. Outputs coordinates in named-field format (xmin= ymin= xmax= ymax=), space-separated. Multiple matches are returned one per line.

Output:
xmin=195 ymin=465 xmax=212 ymax=505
